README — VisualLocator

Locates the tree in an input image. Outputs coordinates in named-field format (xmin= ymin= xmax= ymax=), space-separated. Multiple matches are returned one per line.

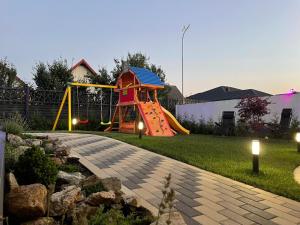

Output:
xmin=0 ymin=58 xmax=17 ymax=87
xmin=111 ymin=52 xmax=166 ymax=84
xmin=235 ymin=96 xmax=271 ymax=131
xmin=85 ymin=67 xmax=112 ymax=85
xmin=33 ymin=59 xmax=73 ymax=90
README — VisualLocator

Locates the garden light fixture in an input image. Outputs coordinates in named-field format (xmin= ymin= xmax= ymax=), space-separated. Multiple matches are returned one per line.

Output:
xmin=295 ymin=132 xmax=300 ymax=152
xmin=72 ymin=118 xmax=78 ymax=125
xmin=252 ymin=140 xmax=260 ymax=174
xmin=138 ymin=121 xmax=144 ymax=139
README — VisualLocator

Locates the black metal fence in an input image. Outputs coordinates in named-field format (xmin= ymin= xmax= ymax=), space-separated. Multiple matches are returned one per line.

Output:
xmin=0 ymin=131 xmax=5 ymax=225
xmin=0 ymin=86 xmax=190 ymax=128
xmin=0 ymin=86 xmax=119 ymax=124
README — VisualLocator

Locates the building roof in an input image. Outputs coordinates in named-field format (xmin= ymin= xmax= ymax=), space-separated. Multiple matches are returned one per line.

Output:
xmin=71 ymin=59 xmax=97 ymax=76
xmin=15 ymin=76 xmax=25 ymax=85
xmin=166 ymin=85 xmax=183 ymax=100
xmin=130 ymin=66 xmax=164 ymax=86
xmin=188 ymin=86 xmax=271 ymax=102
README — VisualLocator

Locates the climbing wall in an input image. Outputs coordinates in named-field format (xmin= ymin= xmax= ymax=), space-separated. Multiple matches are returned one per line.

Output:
xmin=138 ymin=102 xmax=174 ymax=137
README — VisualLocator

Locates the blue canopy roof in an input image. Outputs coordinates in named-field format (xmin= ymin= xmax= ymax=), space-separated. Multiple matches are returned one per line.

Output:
xmin=130 ymin=67 xmax=164 ymax=86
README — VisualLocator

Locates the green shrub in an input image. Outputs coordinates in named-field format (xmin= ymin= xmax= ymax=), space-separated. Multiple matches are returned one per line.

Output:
xmin=4 ymin=144 xmax=23 ymax=172
xmin=89 ymin=207 xmax=152 ymax=225
xmin=28 ymin=113 xmax=53 ymax=130
xmin=59 ymin=163 xmax=80 ymax=173
xmin=2 ymin=113 xmax=28 ymax=135
xmin=14 ymin=146 xmax=58 ymax=186
xmin=83 ymin=183 xmax=105 ymax=197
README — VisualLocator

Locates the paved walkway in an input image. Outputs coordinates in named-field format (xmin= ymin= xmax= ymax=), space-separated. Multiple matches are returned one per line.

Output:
xmin=38 ymin=133 xmax=300 ymax=225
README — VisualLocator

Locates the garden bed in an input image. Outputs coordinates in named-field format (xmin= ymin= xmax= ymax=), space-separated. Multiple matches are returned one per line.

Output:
xmin=3 ymin=133 xmax=178 ymax=225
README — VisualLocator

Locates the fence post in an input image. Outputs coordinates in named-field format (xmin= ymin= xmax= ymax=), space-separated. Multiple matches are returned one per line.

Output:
xmin=24 ymin=85 xmax=29 ymax=121
xmin=0 ymin=131 xmax=5 ymax=225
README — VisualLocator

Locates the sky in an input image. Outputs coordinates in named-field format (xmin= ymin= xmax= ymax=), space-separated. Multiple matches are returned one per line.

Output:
xmin=1 ymin=0 xmax=300 ymax=96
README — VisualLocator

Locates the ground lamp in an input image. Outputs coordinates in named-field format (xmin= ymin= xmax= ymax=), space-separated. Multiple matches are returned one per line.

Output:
xmin=295 ymin=132 xmax=300 ymax=152
xmin=138 ymin=121 xmax=144 ymax=139
xmin=72 ymin=118 xmax=78 ymax=126
xmin=252 ymin=140 xmax=260 ymax=174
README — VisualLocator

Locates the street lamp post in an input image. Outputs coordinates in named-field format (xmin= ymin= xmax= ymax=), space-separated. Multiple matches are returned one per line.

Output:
xmin=181 ymin=24 xmax=190 ymax=104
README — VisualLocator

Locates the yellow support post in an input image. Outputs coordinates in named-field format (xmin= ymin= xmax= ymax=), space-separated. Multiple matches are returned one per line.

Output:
xmin=52 ymin=88 xmax=69 ymax=131
xmin=69 ymin=82 xmax=117 ymax=89
xmin=68 ymin=86 xmax=72 ymax=131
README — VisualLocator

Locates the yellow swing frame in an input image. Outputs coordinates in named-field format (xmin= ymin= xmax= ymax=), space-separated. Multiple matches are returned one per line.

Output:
xmin=52 ymin=82 xmax=117 ymax=132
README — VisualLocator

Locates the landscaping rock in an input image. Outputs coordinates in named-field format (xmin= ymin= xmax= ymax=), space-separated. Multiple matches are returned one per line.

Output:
xmin=6 ymin=172 xmax=19 ymax=191
xmin=151 ymin=212 xmax=187 ymax=225
xmin=57 ymin=171 xmax=86 ymax=185
xmin=49 ymin=185 xmax=84 ymax=216
xmin=123 ymin=195 xmax=140 ymax=207
xmin=26 ymin=138 xmax=42 ymax=147
xmin=86 ymin=191 xmax=116 ymax=206
xmin=44 ymin=142 xmax=54 ymax=153
xmin=6 ymin=183 xmax=47 ymax=219
xmin=7 ymin=133 xmax=26 ymax=146
xmin=70 ymin=203 xmax=98 ymax=225
xmin=21 ymin=217 xmax=58 ymax=225
xmin=100 ymin=177 xmax=121 ymax=192
xmin=50 ymin=157 xmax=64 ymax=166
xmin=16 ymin=145 xmax=31 ymax=153
xmin=82 ymin=175 xmax=101 ymax=188
xmin=55 ymin=145 xmax=71 ymax=157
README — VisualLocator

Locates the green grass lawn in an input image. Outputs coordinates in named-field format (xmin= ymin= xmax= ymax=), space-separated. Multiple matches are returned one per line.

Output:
xmin=85 ymin=132 xmax=300 ymax=201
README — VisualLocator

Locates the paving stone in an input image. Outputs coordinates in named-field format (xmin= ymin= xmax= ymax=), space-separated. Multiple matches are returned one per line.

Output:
xmin=196 ymin=191 xmax=223 ymax=203
xmin=176 ymin=187 xmax=201 ymax=199
xmin=175 ymin=201 xmax=202 ymax=218
xmin=217 ymin=201 xmax=249 ymax=215
xmin=260 ymin=199 xmax=292 ymax=212
xmin=215 ymin=187 xmax=241 ymax=199
xmin=266 ymin=208 xmax=300 ymax=224
xmin=194 ymin=197 xmax=224 ymax=211
xmin=244 ymin=213 xmax=278 ymax=225
xmin=193 ymin=215 xmax=219 ymax=225
xmin=271 ymin=216 xmax=298 ymax=225
xmin=176 ymin=194 xmax=201 ymax=208
xmin=219 ymin=209 xmax=254 ymax=225
xmin=220 ymin=219 xmax=241 ymax=225
xmin=217 ymin=193 xmax=245 ymax=206
xmin=194 ymin=205 xmax=227 ymax=222
xmin=283 ymin=202 xmax=300 ymax=212
xmin=241 ymin=204 xmax=276 ymax=220
xmin=122 ymin=180 xmax=140 ymax=190
xmin=181 ymin=214 xmax=202 ymax=225
xmin=232 ymin=185 xmax=259 ymax=195
xmin=235 ymin=190 xmax=264 ymax=202
xmin=238 ymin=197 xmax=269 ymax=210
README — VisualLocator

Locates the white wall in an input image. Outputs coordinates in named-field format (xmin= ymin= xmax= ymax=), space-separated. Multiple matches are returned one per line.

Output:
xmin=71 ymin=65 xmax=91 ymax=82
xmin=176 ymin=93 xmax=300 ymax=123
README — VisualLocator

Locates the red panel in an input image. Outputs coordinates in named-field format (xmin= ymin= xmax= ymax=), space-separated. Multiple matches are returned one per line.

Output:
xmin=120 ymin=88 xmax=134 ymax=103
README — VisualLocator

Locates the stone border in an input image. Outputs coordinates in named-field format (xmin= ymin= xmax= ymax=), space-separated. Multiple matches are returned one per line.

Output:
xmin=70 ymin=150 xmax=159 ymax=216
xmin=294 ymin=166 xmax=300 ymax=185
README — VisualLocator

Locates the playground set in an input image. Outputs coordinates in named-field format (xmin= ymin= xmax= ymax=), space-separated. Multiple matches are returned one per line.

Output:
xmin=52 ymin=66 xmax=189 ymax=136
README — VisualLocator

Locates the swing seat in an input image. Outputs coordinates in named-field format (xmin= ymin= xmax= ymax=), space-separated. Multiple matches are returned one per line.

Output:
xmin=100 ymin=121 xmax=111 ymax=126
xmin=79 ymin=119 xmax=89 ymax=124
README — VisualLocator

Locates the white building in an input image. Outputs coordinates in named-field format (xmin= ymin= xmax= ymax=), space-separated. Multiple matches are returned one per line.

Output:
xmin=70 ymin=59 xmax=97 ymax=82
xmin=176 ymin=92 xmax=300 ymax=124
